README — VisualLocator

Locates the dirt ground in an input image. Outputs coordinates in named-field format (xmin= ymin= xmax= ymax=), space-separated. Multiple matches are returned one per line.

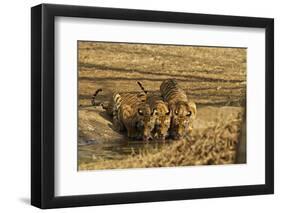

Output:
xmin=78 ymin=41 xmax=246 ymax=170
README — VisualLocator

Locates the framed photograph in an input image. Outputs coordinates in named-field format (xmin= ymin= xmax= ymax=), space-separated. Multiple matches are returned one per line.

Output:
xmin=31 ymin=3 xmax=274 ymax=209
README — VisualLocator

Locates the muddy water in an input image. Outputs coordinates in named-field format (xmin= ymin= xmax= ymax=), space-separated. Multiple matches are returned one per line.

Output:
xmin=78 ymin=138 xmax=174 ymax=164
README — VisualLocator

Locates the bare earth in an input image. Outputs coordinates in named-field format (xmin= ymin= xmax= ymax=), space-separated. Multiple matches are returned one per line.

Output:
xmin=78 ymin=42 xmax=246 ymax=170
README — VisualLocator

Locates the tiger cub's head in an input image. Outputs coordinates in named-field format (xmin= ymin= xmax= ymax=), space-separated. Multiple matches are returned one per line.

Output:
xmin=135 ymin=104 xmax=157 ymax=141
xmin=169 ymin=100 xmax=197 ymax=140
xmin=152 ymin=102 xmax=171 ymax=141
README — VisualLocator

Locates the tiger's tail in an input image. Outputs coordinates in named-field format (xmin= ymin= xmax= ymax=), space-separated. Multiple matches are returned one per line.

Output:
xmin=91 ymin=88 xmax=103 ymax=106
xmin=113 ymin=93 xmax=123 ymax=110
xmin=137 ymin=81 xmax=148 ymax=94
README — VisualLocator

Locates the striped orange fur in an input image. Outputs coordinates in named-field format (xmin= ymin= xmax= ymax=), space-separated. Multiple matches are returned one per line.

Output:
xmin=115 ymin=92 xmax=157 ymax=141
xmin=137 ymin=81 xmax=171 ymax=141
xmin=91 ymin=88 xmax=156 ymax=141
xmin=160 ymin=79 xmax=197 ymax=139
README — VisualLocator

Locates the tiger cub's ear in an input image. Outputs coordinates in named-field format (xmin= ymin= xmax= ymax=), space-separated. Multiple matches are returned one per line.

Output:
xmin=188 ymin=101 xmax=197 ymax=118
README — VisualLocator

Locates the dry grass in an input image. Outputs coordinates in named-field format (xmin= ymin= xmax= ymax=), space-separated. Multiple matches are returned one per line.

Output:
xmin=78 ymin=42 xmax=246 ymax=107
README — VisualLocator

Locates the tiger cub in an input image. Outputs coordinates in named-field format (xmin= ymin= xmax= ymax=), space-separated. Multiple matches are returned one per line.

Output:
xmin=137 ymin=82 xmax=171 ymax=141
xmin=160 ymin=79 xmax=197 ymax=140
xmin=91 ymin=89 xmax=157 ymax=141
xmin=116 ymin=93 xmax=157 ymax=141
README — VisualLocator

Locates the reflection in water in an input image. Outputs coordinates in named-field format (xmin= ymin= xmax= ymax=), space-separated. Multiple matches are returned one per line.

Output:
xmin=78 ymin=138 xmax=172 ymax=164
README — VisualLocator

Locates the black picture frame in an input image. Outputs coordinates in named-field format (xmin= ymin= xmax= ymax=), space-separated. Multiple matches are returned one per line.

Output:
xmin=31 ymin=3 xmax=274 ymax=209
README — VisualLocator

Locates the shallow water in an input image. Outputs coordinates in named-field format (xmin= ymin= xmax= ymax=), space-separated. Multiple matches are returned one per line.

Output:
xmin=78 ymin=138 xmax=173 ymax=164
